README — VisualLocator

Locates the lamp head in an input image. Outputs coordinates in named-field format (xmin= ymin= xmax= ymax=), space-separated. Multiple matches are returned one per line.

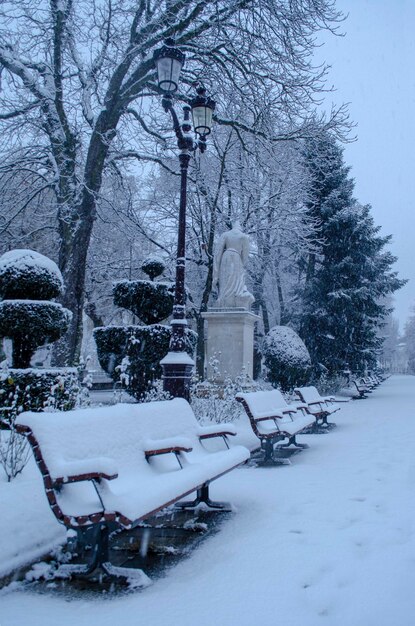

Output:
xmin=190 ymin=86 xmax=216 ymax=137
xmin=153 ymin=38 xmax=185 ymax=93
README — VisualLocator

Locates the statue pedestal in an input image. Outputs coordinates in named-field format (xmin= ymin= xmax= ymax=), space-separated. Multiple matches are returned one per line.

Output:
xmin=202 ymin=308 xmax=260 ymax=383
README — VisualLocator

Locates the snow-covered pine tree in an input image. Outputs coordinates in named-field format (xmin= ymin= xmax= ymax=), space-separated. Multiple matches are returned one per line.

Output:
xmin=297 ymin=134 xmax=405 ymax=375
xmin=403 ymin=307 xmax=415 ymax=374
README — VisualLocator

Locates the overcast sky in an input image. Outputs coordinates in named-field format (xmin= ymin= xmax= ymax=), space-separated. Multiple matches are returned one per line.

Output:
xmin=315 ymin=0 xmax=415 ymax=330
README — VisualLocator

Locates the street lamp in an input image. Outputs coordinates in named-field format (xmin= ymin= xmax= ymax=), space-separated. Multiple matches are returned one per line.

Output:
xmin=153 ymin=40 xmax=216 ymax=401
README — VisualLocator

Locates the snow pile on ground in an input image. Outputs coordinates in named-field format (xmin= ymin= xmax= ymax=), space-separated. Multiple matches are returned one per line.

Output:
xmin=1 ymin=375 xmax=414 ymax=625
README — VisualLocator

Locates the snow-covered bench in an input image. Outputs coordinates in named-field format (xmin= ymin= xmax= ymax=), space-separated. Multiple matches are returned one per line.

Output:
xmin=15 ymin=399 xmax=249 ymax=585
xmin=294 ymin=386 xmax=340 ymax=429
xmin=351 ymin=378 xmax=371 ymax=399
xmin=235 ymin=390 xmax=315 ymax=465
xmin=362 ymin=375 xmax=379 ymax=389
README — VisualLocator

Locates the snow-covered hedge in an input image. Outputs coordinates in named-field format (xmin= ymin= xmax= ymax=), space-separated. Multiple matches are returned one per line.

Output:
xmin=263 ymin=325 xmax=312 ymax=391
xmin=0 ymin=301 xmax=71 ymax=365
xmin=113 ymin=280 xmax=174 ymax=325
xmin=0 ymin=368 xmax=79 ymax=414
xmin=0 ymin=368 xmax=80 ymax=481
xmin=141 ymin=255 xmax=166 ymax=281
xmin=94 ymin=324 xmax=196 ymax=400
xmin=0 ymin=249 xmax=71 ymax=368
xmin=0 ymin=249 xmax=63 ymax=300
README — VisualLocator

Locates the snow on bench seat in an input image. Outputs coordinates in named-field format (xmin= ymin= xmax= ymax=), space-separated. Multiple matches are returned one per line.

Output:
xmin=254 ymin=413 xmax=318 ymax=437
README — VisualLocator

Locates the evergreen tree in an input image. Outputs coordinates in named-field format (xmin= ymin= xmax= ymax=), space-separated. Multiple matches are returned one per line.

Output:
xmin=297 ymin=134 xmax=405 ymax=374
xmin=403 ymin=307 xmax=415 ymax=374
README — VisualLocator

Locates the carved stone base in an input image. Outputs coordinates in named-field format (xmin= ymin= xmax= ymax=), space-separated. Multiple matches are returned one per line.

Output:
xmin=202 ymin=308 xmax=260 ymax=383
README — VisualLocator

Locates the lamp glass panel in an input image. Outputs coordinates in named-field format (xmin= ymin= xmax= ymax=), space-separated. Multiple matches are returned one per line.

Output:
xmin=157 ymin=57 xmax=182 ymax=92
xmin=192 ymin=106 xmax=213 ymax=135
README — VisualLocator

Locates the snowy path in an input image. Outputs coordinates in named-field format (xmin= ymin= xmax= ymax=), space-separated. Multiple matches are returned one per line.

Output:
xmin=1 ymin=375 xmax=415 ymax=625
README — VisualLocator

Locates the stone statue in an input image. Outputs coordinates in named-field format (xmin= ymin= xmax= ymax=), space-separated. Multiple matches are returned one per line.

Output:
xmin=212 ymin=222 xmax=254 ymax=309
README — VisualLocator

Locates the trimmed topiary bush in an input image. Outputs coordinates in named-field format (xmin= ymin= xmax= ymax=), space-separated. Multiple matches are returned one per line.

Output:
xmin=94 ymin=324 xmax=196 ymax=400
xmin=0 ymin=250 xmax=76 ymax=482
xmin=95 ymin=259 xmax=196 ymax=400
xmin=141 ymin=255 xmax=166 ymax=281
xmin=0 ymin=301 xmax=71 ymax=368
xmin=113 ymin=280 xmax=174 ymax=325
xmin=0 ymin=249 xmax=63 ymax=300
xmin=0 ymin=249 xmax=71 ymax=368
xmin=263 ymin=325 xmax=312 ymax=391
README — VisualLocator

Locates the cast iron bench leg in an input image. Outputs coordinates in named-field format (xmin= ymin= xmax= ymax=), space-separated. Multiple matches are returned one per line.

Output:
xmin=253 ymin=438 xmax=291 ymax=466
xmin=277 ymin=434 xmax=309 ymax=450
xmin=175 ymin=482 xmax=232 ymax=512
xmin=55 ymin=523 xmax=150 ymax=587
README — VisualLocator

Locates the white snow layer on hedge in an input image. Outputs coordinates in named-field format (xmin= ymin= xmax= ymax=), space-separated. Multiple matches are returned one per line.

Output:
xmin=263 ymin=325 xmax=311 ymax=367
xmin=0 ymin=249 xmax=63 ymax=287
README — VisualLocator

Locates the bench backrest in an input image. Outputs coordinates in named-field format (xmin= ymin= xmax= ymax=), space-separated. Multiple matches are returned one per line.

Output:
xmin=15 ymin=399 xmax=199 ymax=481
xmin=295 ymin=386 xmax=323 ymax=404
xmin=236 ymin=390 xmax=288 ymax=419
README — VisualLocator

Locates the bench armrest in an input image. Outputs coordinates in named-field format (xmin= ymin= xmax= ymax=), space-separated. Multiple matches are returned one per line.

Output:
xmin=53 ymin=470 xmax=118 ymax=487
xmin=291 ymin=402 xmax=308 ymax=411
xmin=145 ymin=445 xmax=192 ymax=459
xmin=197 ymin=425 xmax=237 ymax=440
xmin=281 ymin=407 xmax=298 ymax=416
xmin=143 ymin=436 xmax=193 ymax=459
xmin=254 ymin=414 xmax=283 ymax=423
xmin=51 ymin=457 xmax=118 ymax=487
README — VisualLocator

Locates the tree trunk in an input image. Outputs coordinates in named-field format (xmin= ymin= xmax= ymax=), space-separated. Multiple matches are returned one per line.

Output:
xmin=12 ymin=337 xmax=33 ymax=369
xmin=52 ymin=110 xmax=119 ymax=365
xmin=52 ymin=205 xmax=95 ymax=365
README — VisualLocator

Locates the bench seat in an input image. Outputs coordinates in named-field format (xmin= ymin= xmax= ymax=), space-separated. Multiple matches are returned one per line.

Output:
xmin=51 ymin=443 xmax=248 ymax=524
xmin=254 ymin=412 xmax=319 ymax=437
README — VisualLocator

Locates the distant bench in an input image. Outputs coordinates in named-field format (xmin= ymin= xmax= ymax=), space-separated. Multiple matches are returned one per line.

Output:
xmin=15 ymin=399 xmax=249 ymax=585
xmin=351 ymin=379 xmax=371 ymax=399
xmin=294 ymin=386 xmax=340 ymax=430
xmin=236 ymin=390 xmax=315 ymax=465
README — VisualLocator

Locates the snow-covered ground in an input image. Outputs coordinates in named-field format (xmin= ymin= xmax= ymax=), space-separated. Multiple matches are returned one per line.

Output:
xmin=1 ymin=375 xmax=415 ymax=625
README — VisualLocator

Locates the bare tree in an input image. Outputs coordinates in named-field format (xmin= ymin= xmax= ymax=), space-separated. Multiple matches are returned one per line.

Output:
xmin=0 ymin=0 xmax=350 ymax=364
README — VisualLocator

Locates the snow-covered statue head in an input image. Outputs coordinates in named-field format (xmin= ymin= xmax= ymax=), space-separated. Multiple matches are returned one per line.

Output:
xmin=212 ymin=222 xmax=254 ymax=309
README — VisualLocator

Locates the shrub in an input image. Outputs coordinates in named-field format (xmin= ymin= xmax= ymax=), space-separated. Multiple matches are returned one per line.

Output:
xmin=0 ymin=249 xmax=71 ymax=368
xmin=263 ymin=325 xmax=312 ymax=391
xmin=0 ymin=301 xmax=71 ymax=368
xmin=0 ymin=368 xmax=80 ymax=481
xmin=0 ymin=249 xmax=63 ymax=300
xmin=94 ymin=324 xmax=196 ymax=400
xmin=113 ymin=280 xmax=174 ymax=325
xmin=141 ymin=256 xmax=166 ymax=281
xmin=0 ymin=368 xmax=80 ymax=413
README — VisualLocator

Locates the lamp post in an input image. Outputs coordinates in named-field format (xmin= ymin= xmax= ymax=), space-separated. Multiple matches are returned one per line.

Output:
xmin=153 ymin=39 xmax=215 ymax=401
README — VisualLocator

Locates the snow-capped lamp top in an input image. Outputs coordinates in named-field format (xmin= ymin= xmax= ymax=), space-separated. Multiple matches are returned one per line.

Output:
xmin=0 ymin=249 xmax=64 ymax=300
